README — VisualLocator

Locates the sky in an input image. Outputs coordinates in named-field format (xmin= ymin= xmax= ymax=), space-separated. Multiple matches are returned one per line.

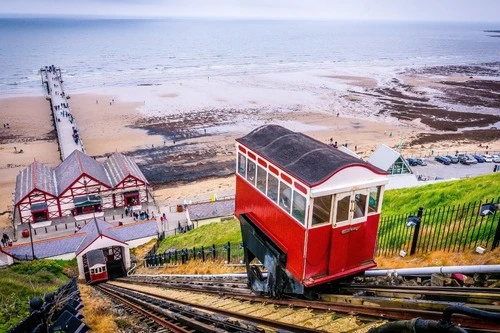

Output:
xmin=1 ymin=0 xmax=499 ymax=22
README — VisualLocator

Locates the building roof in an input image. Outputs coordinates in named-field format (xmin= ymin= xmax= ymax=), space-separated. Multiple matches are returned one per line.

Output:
xmin=5 ymin=234 xmax=85 ymax=260
xmin=237 ymin=125 xmax=385 ymax=186
xmin=14 ymin=161 xmax=57 ymax=205
xmin=54 ymin=150 xmax=111 ymax=194
xmin=367 ymin=144 xmax=403 ymax=171
xmin=111 ymin=220 xmax=159 ymax=241
xmin=188 ymin=199 xmax=235 ymax=221
xmin=4 ymin=219 xmax=158 ymax=259
xmin=103 ymin=152 xmax=149 ymax=187
xmin=0 ymin=245 xmax=13 ymax=258
xmin=75 ymin=218 xmax=127 ymax=255
xmin=15 ymin=151 xmax=147 ymax=206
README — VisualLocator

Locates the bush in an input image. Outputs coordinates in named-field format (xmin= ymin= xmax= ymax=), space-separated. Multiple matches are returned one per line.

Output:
xmin=11 ymin=260 xmax=63 ymax=276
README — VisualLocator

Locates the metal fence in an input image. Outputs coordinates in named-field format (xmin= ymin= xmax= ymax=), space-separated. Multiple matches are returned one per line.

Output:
xmin=8 ymin=278 xmax=88 ymax=333
xmin=377 ymin=197 xmax=500 ymax=256
xmin=145 ymin=241 xmax=245 ymax=267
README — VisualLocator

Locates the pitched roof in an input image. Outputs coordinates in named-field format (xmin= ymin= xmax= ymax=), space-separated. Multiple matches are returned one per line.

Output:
xmin=237 ymin=125 xmax=385 ymax=186
xmin=368 ymin=144 xmax=408 ymax=171
xmin=14 ymin=161 xmax=57 ymax=205
xmin=4 ymin=218 xmax=158 ymax=259
xmin=75 ymin=218 xmax=127 ymax=255
xmin=111 ymin=220 xmax=158 ymax=241
xmin=0 ymin=246 xmax=13 ymax=258
xmin=54 ymin=150 xmax=111 ymax=194
xmin=103 ymin=152 xmax=148 ymax=187
xmin=5 ymin=234 xmax=85 ymax=260
xmin=188 ymin=199 xmax=235 ymax=221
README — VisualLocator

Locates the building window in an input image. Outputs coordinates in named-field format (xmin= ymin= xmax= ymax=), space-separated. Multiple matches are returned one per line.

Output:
xmin=388 ymin=157 xmax=411 ymax=174
xmin=312 ymin=195 xmax=332 ymax=225
xmin=368 ymin=186 xmax=381 ymax=213
xmin=256 ymin=166 xmax=267 ymax=193
xmin=246 ymin=159 xmax=256 ymax=185
xmin=237 ymin=153 xmax=246 ymax=176
xmin=267 ymin=173 xmax=279 ymax=203
xmin=279 ymin=181 xmax=292 ymax=213
xmin=292 ymin=191 xmax=306 ymax=225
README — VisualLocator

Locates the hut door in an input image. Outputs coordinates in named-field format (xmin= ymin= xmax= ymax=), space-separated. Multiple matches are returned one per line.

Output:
xmin=329 ymin=189 xmax=370 ymax=275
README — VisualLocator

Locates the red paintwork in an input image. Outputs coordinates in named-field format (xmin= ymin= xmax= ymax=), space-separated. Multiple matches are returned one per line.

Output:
xmin=281 ymin=173 xmax=292 ymax=184
xmin=236 ymin=173 xmax=381 ymax=288
xmin=89 ymin=271 xmax=108 ymax=284
xmin=294 ymin=182 xmax=307 ymax=195
xmin=235 ymin=176 xmax=306 ymax=279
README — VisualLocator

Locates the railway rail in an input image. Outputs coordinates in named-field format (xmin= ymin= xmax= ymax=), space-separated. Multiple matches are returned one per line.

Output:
xmin=113 ymin=276 xmax=500 ymax=332
xmin=97 ymin=282 xmax=365 ymax=332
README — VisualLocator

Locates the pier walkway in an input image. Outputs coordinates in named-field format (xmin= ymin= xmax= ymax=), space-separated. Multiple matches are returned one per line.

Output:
xmin=40 ymin=65 xmax=85 ymax=160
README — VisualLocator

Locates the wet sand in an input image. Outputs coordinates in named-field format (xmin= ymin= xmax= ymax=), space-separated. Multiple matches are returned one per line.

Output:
xmin=1 ymin=64 xmax=499 ymax=229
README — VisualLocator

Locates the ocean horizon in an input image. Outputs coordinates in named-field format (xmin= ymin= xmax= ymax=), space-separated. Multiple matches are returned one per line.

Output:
xmin=1 ymin=18 xmax=500 ymax=97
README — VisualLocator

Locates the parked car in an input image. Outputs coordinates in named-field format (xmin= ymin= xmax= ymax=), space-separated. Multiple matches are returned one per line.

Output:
xmin=492 ymin=154 xmax=500 ymax=163
xmin=416 ymin=158 xmax=427 ymax=166
xmin=482 ymin=154 xmax=493 ymax=163
xmin=473 ymin=154 xmax=486 ymax=163
xmin=435 ymin=156 xmax=451 ymax=165
xmin=466 ymin=155 xmax=478 ymax=164
xmin=459 ymin=155 xmax=475 ymax=165
xmin=445 ymin=155 xmax=459 ymax=163
xmin=406 ymin=158 xmax=418 ymax=166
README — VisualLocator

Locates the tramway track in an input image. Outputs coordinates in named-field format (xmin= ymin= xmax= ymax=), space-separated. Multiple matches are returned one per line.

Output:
xmin=116 ymin=276 xmax=500 ymax=331
xmin=118 ymin=275 xmax=252 ymax=295
xmin=97 ymin=282 xmax=346 ymax=332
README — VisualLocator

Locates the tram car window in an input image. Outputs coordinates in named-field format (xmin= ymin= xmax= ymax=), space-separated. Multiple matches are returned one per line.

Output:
xmin=256 ymin=166 xmax=267 ymax=193
xmin=235 ymin=125 xmax=388 ymax=298
xmin=267 ymin=173 xmax=279 ymax=203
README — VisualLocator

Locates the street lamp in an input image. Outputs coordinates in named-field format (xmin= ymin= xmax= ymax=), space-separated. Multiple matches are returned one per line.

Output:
xmin=28 ymin=220 xmax=36 ymax=260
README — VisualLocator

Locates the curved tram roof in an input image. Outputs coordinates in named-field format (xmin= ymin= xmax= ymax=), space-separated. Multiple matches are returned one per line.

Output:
xmin=236 ymin=125 xmax=386 ymax=186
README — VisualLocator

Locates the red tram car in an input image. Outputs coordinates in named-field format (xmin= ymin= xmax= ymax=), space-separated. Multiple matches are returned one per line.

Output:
xmin=87 ymin=249 xmax=108 ymax=284
xmin=235 ymin=125 xmax=389 ymax=297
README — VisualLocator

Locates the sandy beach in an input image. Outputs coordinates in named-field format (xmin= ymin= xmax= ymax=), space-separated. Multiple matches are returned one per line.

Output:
xmin=1 ymin=65 xmax=499 ymax=229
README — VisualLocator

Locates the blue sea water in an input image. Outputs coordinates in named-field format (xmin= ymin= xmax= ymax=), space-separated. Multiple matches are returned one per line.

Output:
xmin=0 ymin=18 xmax=499 ymax=96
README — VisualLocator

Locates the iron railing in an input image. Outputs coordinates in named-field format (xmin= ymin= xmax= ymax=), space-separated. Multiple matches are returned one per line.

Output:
xmin=377 ymin=197 xmax=500 ymax=256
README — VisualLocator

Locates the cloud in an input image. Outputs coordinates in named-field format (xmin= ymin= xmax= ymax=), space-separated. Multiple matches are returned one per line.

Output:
xmin=1 ymin=0 xmax=499 ymax=22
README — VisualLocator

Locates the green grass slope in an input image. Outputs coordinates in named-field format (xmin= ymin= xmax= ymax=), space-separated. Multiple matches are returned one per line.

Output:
xmin=382 ymin=173 xmax=500 ymax=216
xmin=0 ymin=260 xmax=75 ymax=331
xmin=157 ymin=219 xmax=242 ymax=253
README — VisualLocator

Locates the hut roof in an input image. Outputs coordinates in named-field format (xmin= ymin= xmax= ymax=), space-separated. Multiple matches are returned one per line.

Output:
xmin=75 ymin=218 xmax=126 ymax=255
xmin=188 ymin=199 xmax=235 ymax=221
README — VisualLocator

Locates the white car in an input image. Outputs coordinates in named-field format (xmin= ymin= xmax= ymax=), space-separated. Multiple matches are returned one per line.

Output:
xmin=492 ymin=154 xmax=500 ymax=163
xmin=482 ymin=154 xmax=493 ymax=163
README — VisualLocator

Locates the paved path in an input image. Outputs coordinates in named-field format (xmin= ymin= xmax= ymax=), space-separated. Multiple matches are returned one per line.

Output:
xmin=41 ymin=65 xmax=85 ymax=160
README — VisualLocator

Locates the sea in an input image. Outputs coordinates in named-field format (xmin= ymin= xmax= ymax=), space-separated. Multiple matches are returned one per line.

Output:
xmin=1 ymin=18 xmax=500 ymax=97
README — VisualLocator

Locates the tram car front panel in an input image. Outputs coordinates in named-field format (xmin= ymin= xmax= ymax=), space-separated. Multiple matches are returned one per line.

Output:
xmin=86 ymin=249 xmax=108 ymax=284
xmin=235 ymin=125 xmax=388 ymax=296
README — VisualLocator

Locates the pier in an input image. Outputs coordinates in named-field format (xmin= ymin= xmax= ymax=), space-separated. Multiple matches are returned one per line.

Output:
xmin=40 ymin=65 xmax=85 ymax=160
